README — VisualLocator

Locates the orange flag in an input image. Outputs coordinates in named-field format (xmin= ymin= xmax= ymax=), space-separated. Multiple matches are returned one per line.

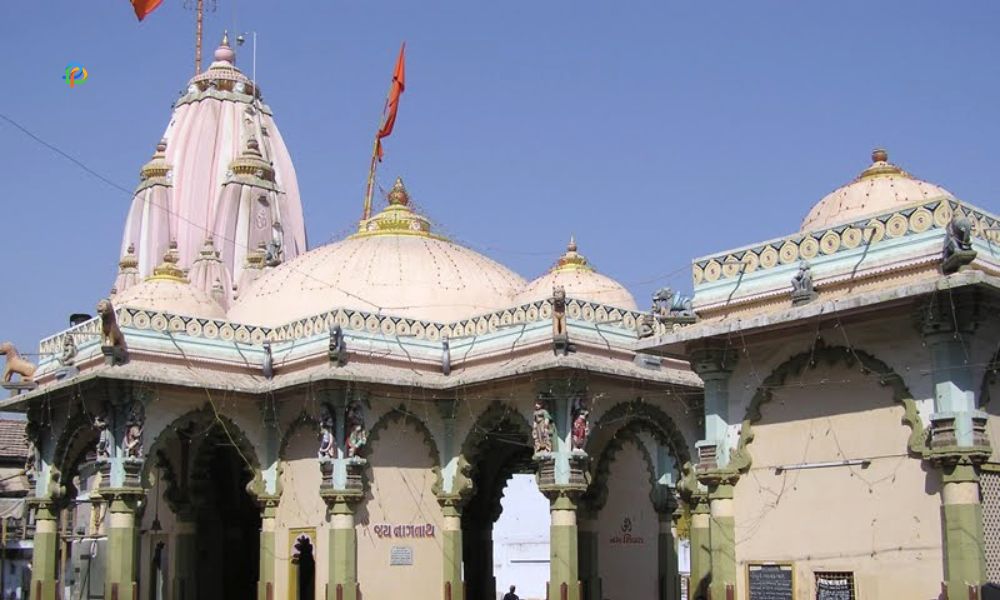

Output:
xmin=131 ymin=0 xmax=163 ymax=21
xmin=375 ymin=43 xmax=406 ymax=162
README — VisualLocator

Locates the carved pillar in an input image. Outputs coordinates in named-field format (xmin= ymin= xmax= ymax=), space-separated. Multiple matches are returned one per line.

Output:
xmin=172 ymin=517 xmax=197 ymax=600
xmin=440 ymin=500 xmax=464 ymax=599
xmin=653 ymin=446 xmax=680 ymax=600
xmin=535 ymin=379 xmax=590 ymax=600
xmin=103 ymin=492 xmax=143 ymax=600
xmin=318 ymin=388 xmax=367 ymax=600
xmin=435 ymin=399 xmax=469 ymax=599
xmin=29 ymin=500 xmax=60 ymax=600
xmin=921 ymin=294 xmax=991 ymax=598
xmin=689 ymin=345 xmax=738 ymax=599
xmin=325 ymin=498 xmax=360 ymax=600
xmin=257 ymin=397 xmax=281 ymax=599
xmin=257 ymin=496 xmax=279 ymax=600
xmin=688 ymin=495 xmax=711 ymax=600
xmin=547 ymin=493 xmax=581 ymax=600
xmin=577 ymin=508 xmax=602 ymax=600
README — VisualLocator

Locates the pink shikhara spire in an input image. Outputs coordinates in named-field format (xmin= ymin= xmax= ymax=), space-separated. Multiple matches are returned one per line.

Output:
xmin=117 ymin=33 xmax=307 ymax=297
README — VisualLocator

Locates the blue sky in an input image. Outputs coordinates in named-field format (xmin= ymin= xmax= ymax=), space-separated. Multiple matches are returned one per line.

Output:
xmin=1 ymin=1 xmax=998 ymax=355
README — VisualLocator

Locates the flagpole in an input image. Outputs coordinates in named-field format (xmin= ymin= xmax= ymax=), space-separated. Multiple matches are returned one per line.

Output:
xmin=195 ymin=0 xmax=204 ymax=74
xmin=362 ymin=136 xmax=380 ymax=221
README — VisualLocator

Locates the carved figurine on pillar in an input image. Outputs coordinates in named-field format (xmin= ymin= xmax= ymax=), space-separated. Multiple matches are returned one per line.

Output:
xmin=571 ymin=396 xmax=590 ymax=452
xmin=552 ymin=286 xmax=570 ymax=356
xmin=942 ymin=213 xmax=977 ymax=274
xmin=97 ymin=299 xmax=129 ymax=366
xmin=318 ymin=406 xmax=336 ymax=460
xmin=55 ymin=334 xmax=78 ymax=380
xmin=532 ymin=397 xmax=555 ymax=454
xmin=345 ymin=398 xmax=367 ymax=459
xmin=124 ymin=417 xmax=143 ymax=460
xmin=94 ymin=414 xmax=112 ymax=461
xmin=790 ymin=260 xmax=817 ymax=306
xmin=24 ymin=420 xmax=40 ymax=483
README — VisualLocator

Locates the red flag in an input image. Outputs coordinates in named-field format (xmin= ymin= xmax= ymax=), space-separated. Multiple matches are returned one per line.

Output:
xmin=131 ymin=0 xmax=163 ymax=21
xmin=375 ymin=43 xmax=406 ymax=162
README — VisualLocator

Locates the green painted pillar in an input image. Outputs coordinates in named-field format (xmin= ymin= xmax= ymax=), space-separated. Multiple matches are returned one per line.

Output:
xmin=172 ymin=518 xmax=197 ymax=600
xmin=707 ymin=484 xmax=736 ymax=600
xmin=657 ymin=511 xmax=679 ymax=600
xmin=105 ymin=494 xmax=141 ymax=600
xmin=327 ymin=500 xmax=358 ymax=600
xmin=577 ymin=511 xmax=601 ymax=600
xmin=549 ymin=494 xmax=580 ymax=600
xmin=440 ymin=501 xmax=463 ymax=599
xmin=257 ymin=498 xmax=278 ymax=600
xmin=29 ymin=501 xmax=60 ymax=600
xmin=689 ymin=499 xmax=710 ymax=600
xmin=941 ymin=463 xmax=986 ymax=598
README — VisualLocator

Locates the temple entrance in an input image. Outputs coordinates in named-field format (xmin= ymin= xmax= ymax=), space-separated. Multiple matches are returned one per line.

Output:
xmin=192 ymin=425 xmax=261 ymax=599
xmin=463 ymin=411 xmax=545 ymax=600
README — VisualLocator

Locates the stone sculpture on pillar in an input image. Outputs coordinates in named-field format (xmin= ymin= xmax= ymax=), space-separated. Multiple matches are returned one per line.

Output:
xmin=318 ymin=407 xmax=336 ymax=460
xmin=571 ymin=396 xmax=590 ymax=452
xmin=345 ymin=398 xmax=367 ymax=459
xmin=97 ymin=299 xmax=129 ymax=366
xmin=94 ymin=414 xmax=112 ymax=461
xmin=532 ymin=397 xmax=555 ymax=454
xmin=55 ymin=334 xmax=79 ymax=380
xmin=329 ymin=324 xmax=347 ymax=366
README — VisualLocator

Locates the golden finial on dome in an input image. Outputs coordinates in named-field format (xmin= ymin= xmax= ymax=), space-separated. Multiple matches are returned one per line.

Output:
xmin=118 ymin=243 xmax=139 ymax=271
xmin=387 ymin=177 xmax=410 ymax=206
xmin=860 ymin=147 xmax=905 ymax=179
xmin=553 ymin=236 xmax=593 ymax=273
xmin=149 ymin=241 xmax=187 ymax=282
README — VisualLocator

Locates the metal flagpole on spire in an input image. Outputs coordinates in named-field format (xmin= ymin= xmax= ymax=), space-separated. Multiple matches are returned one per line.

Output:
xmin=195 ymin=0 xmax=203 ymax=74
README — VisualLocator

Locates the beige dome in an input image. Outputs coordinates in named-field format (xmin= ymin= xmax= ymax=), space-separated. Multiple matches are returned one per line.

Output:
xmin=516 ymin=238 xmax=637 ymax=310
xmin=228 ymin=179 xmax=527 ymax=326
xmin=113 ymin=245 xmax=226 ymax=319
xmin=801 ymin=149 xmax=955 ymax=232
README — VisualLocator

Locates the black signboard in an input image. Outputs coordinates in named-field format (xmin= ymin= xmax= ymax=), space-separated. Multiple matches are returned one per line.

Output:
xmin=747 ymin=563 xmax=793 ymax=600
xmin=816 ymin=574 xmax=853 ymax=600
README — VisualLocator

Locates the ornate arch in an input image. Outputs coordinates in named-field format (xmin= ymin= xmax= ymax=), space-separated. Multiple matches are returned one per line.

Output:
xmin=170 ymin=407 xmax=263 ymax=499
xmin=279 ymin=410 xmax=321 ymax=459
xmin=583 ymin=399 xmax=689 ymax=512
xmin=53 ymin=408 xmax=98 ymax=481
xmin=366 ymin=404 xmax=442 ymax=480
xmin=460 ymin=400 xmax=532 ymax=460
xmin=733 ymin=343 xmax=928 ymax=473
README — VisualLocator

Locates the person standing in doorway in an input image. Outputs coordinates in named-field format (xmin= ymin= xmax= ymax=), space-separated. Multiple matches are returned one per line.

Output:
xmin=502 ymin=585 xmax=519 ymax=600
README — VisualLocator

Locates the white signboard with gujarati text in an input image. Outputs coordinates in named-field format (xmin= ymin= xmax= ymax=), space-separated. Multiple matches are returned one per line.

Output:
xmin=390 ymin=545 xmax=414 ymax=566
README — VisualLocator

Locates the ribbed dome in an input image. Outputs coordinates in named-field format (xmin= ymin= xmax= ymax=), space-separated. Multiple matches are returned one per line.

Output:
xmin=516 ymin=238 xmax=637 ymax=310
xmin=801 ymin=149 xmax=955 ymax=232
xmin=228 ymin=179 xmax=527 ymax=326
xmin=114 ymin=245 xmax=226 ymax=319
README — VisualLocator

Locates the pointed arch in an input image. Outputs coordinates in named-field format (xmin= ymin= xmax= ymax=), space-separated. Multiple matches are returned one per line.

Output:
xmin=367 ymin=404 xmax=442 ymax=473
xmin=583 ymin=399 xmax=689 ymax=511
xmin=279 ymin=409 xmax=321 ymax=460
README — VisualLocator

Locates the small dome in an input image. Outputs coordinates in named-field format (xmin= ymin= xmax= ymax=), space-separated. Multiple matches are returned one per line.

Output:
xmin=801 ymin=149 xmax=955 ymax=232
xmin=516 ymin=237 xmax=637 ymax=309
xmin=114 ymin=244 xmax=225 ymax=320
xmin=228 ymin=179 xmax=526 ymax=326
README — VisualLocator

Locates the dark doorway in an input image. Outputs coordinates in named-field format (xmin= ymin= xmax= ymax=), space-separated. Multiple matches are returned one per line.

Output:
xmin=193 ymin=426 xmax=261 ymax=599
xmin=293 ymin=536 xmax=316 ymax=600
xmin=462 ymin=413 xmax=536 ymax=600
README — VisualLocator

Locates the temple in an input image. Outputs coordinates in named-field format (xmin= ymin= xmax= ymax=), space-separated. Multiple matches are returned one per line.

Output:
xmin=3 ymin=33 xmax=1000 ymax=600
